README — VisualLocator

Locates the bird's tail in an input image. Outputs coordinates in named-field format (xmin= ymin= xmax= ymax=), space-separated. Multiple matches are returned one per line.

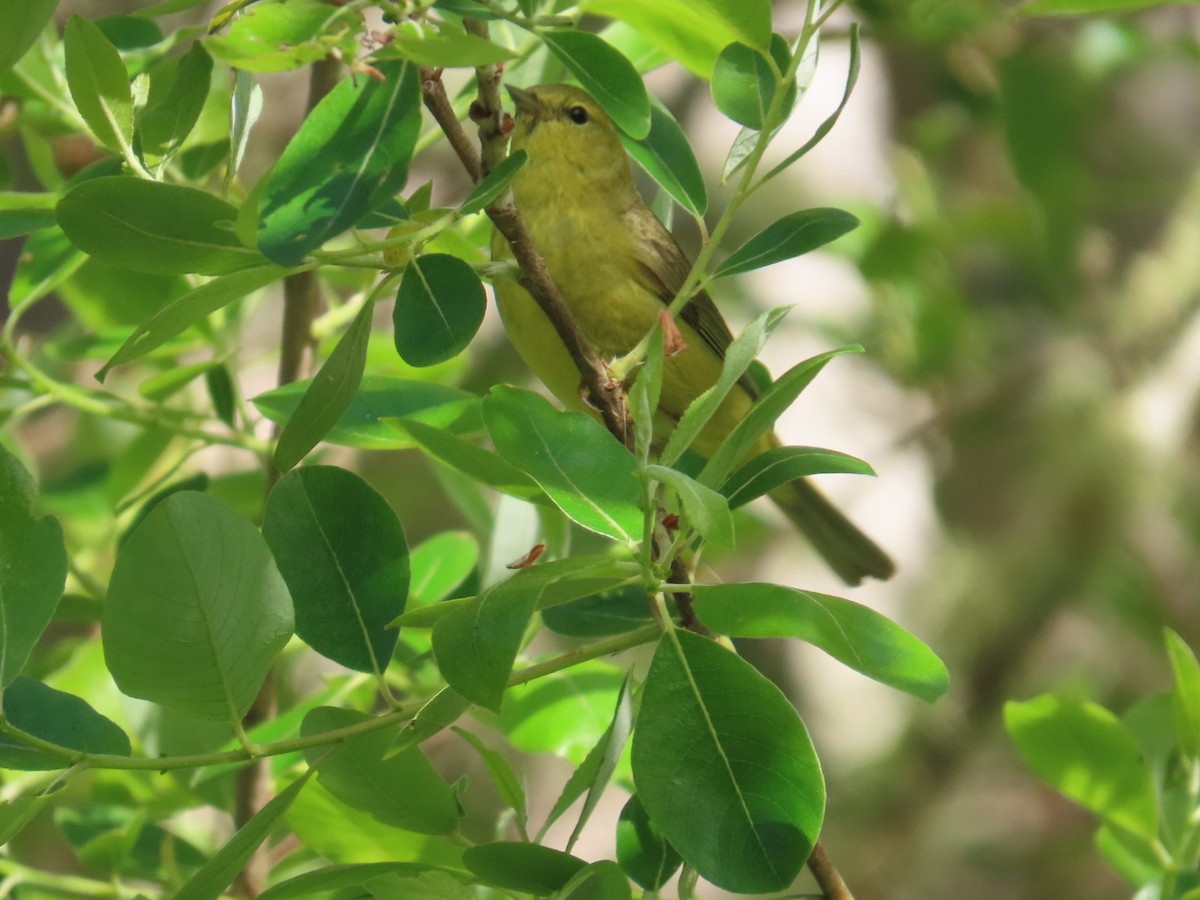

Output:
xmin=770 ymin=478 xmax=895 ymax=586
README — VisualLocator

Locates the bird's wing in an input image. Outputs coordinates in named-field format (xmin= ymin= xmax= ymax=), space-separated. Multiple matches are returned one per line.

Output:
xmin=626 ymin=205 xmax=760 ymax=399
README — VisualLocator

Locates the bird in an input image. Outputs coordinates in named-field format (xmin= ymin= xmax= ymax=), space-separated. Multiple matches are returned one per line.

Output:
xmin=489 ymin=82 xmax=893 ymax=585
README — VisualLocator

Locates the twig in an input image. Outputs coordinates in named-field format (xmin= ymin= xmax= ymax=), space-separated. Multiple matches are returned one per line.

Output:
xmin=808 ymin=841 xmax=855 ymax=899
xmin=417 ymin=65 xmax=631 ymax=447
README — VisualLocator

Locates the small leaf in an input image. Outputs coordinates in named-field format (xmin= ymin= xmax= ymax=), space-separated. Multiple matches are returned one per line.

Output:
xmin=484 ymin=387 xmax=643 ymax=543
xmin=0 ymin=0 xmax=56 ymax=76
xmin=645 ymin=465 xmax=734 ymax=548
xmin=1165 ymin=629 xmax=1200 ymax=760
xmin=691 ymin=583 xmax=948 ymax=701
xmin=616 ymin=794 xmax=682 ymax=890
xmin=393 ymin=254 xmax=486 ymax=367
xmin=264 ymin=466 xmax=409 ymax=674
xmin=0 ymin=678 xmax=131 ymax=770
xmin=722 ymin=446 xmax=874 ymax=508
xmin=98 ymin=265 xmax=284 ymax=379
xmin=57 ymin=177 xmax=263 ymax=275
xmin=698 ymin=346 xmax=860 ymax=488
xmin=463 ymin=843 xmax=586 ymax=895
xmin=384 ymin=21 xmax=519 ymax=67
xmin=174 ymin=771 xmax=313 ymax=900
xmin=64 ymin=16 xmax=134 ymax=154
xmin=258 ymin=59 xmax=421 ymax=266
xmin=274 ymin=298 xmax=374 ymax=472
xmin=659 ymin=306 xmax=790 ymax=468
xmin=204 ymin=0 xmax=356 ymax=72
xmin=711 ymin=42 xmax=776 ymax=130
xmin=553 ymin=861 xmax=632 ymax=900
xmin=713 ymin=208 xmax=859 ymax=279
xmin=621 ymin=98 xmax=707 ymax=217
xmin=460 ymin=151 xmax=527 ymax=217
xmin=540 ymin=31 xmax=651 ymax=140
xmin=102 ymin=492 xmax=294 ymax=723
xmin=453 ymin=728 xmax=527 ymax=831
xmin=137 ymin=41 xmax=213 ymax=156
xmin=628 ymin=326 xmax=665 ymax=463
xmin=228 ymin=70 xmax=264 ymax=190
xmin=431 ymin=570 xmax=544 ymax=711
xmin=258 ymin=864 xmax=457 ymax=900
xmin=301 ymin=707 xmax=458 ymax=834
xmin=1005 ymin=694 xmax=1159 ymax=840
xmin=254 ymin=376 xmax=481 ymax=451
xmin=391 ymin=418 xmax=546 ymax=503
xmin=0 ymin=446 xmax=67 ymax=688
xmin=409 ymin=531 xmax=479 ymax=606
xmin=632 ymin=631 xmax=823 ymax=893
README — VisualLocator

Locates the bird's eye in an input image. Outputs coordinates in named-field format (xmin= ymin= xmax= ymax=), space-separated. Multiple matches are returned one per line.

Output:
xmin=567 ymin=105 xmax=589 ymax=124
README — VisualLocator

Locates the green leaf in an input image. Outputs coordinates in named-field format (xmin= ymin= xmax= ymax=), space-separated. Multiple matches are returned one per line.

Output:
xmin=301 ymin=707 xmax=459 ymax=834
xmin=628 ymin=323 xmax=665 ymax=466
xmin=698 ymin=346 xmax=860 ymax=488
xmin=8 ymin=228 xmax=87 ymax=314
xmin=459 ymin=150 xmax=527 ymax=217
xmin=0 ymin=678 xmax=130 ymax=770
xmin=97 ymin=265 xmax=284 ymax=380
xmin=0 ymin=792 xmax=54 ymax=846
xmin=204 ymin=0 xmax=356 ymax=72
xmin=483 ymin=387 xmax=643 ymax=543
xmin=393 ymin=254 xmax=486 ymax=367
xmin=621 ymin=98 xmax=707 ymax=218
xmin=137 ymin=41 xmax=213 ymax=156
xmin=254 ymin=376 xmax=481 ymax=451
xmin=102 ymin=492 xmax=294 ymax=723
xmin=174 ymin=771 xmax=313 ymax=900
xmin=632 ymin=630 xmax=824 ymax=892
xmin=64 ymin=15 xmax=134 ymax=154
xmin=0 ymin=192 xmax=58 ymax=239
xmin=383 ymin=21 xmax=518 ymax=66
xmin=57 ymin=177 xmax=262 ymax=275
xmin=544 ymin=676 xmax=635 ymax=849
xmin=694 ymin=0 xmax=772 ymax=51
xmin=1019 ymin=0 xmax=1166 ymax=13
xmin=431 ymin=570 xmax=544 ymax=711
xmin=711 ymin=42 xmax=775 ymax=130
xmin=721 ymin=446 xmax=874 ymax=508
xmin=541 ymin=583 xmax=653 ymax=638
xmin=579 ymin=0 xmax=737 ymax=77
xmin=1005 ymin=694 xmax=1159 ymax=840
xmin=453 ymin=728 xmax=527 ymax=830
xmin=0 ymin=0 xmax=56 ymax=76
xmin=463 ymin=843 xmax=586 ymax=895
xmin=259 ymin=864 xmax=456 ymax=900
xmin=713 ymin=208 xmax=859 ymax=279
xmin=1165 ymin=629 xmax=1200 ymax=760
xmin=409 ymin=531 xmax=479 ymax=606
xmin=264 ymin=466 xmax=409 ymax=674
xmin=258 ymin=59 xmax=421 ymax=266
xmin=390 ymin=418 xmax=546 ymax=504
xmin=501 ymin=660 xmax=627 ymax=765
xmin=659 ymin=306 xmax=790 ymax=468
xmin=274 ymin=298 xmax=374 ymax=472
xmin=616 ymin=794 xmax=681 ymax=890
xmin=645 ymin=465 xmax=734 ymax=548
xmin=228 ymin=70 xmax=263 ymax=190
xmin=0 ymin=446 xmax=67 ymax=688
xmin=551 ymin=861 xmax=631 ymax=900
xmin=540 ymin=30 xmax=651 ymax=140
xmin=387 ymin=687 xmax=472 ymax=758
xmin=691 ymin=583 xmax=949 ymax=701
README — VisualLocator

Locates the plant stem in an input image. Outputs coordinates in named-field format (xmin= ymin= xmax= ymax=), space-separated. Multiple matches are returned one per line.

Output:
xmin=808 ymin=841 xmax=855 ymax=899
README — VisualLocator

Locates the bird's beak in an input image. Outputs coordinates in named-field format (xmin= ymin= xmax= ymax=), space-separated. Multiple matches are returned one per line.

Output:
xmin=505 ymin=84 xmax=540 ymax=118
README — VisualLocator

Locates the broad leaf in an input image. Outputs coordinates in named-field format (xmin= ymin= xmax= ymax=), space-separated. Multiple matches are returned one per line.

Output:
xmin=694 ymin=0 xmax=772 ymax=51
xmin=273 ymin=298 xmax=374 ymax=472
xmin=579 ymin=0 xmax=736 ymax=77
xmin=258 ymin=59 xmax=421 ymax=266
xmin=264 ymin=466 xmax=409 ymax=674
xmin=616 ymin=794 xmax=681 ymax=890
xmin=691 ymin=583 xmax=948 ymax=701
xmin=463 ymin=843 xmax=586 ymax=895
xmin=0 ymin=0 xmax=56 ymax=76
xmin=258 ymin=864 xmax=457 ymax=900
xmin=633 ymin=631 xmax=824 ymax=893
xmin=553 ymin=861 xmax=631 ymax=900
xmin=384 ymin=21 xmax=519 ymax=66
xmin=409 ymin=531 xmax=479 ymax=606
xmin=540 ymin=30 xmax=650 ymax=140
xmin=713 ymin=208 xmax=859 ymax=279
xmin=393 ymin=254 xmax=486 ymax=367
xmin=0 ymin=447 xmax=66 ymax=688
xmin=621 ymin=98 xmax=707 ymax=218
xmin=391 ymin=418 xmax=546 ymax=503
xmin=484 ymin=387 xmax=643 ymax=543
xmin=57 ymin=177 xmax=262 ymax=275
xmin=1005 ymin=694 xmax=1159 ymax=840
xmin=137 ymin=41 xmax=213 ymax=156
xmin=0 ymin=678 xmax=130 ymax=770
xmin=501 ymin=661 xmax=627 ymax=766
xmin=204 ymin=0 xmax=357 ymax=72
xmin=102 ymin=492 xmax=294 ymax=722
xmin=711 ymin=42 xmax=775 ymax=130
xmin=64 ymin=16 xmax=134 ymax=154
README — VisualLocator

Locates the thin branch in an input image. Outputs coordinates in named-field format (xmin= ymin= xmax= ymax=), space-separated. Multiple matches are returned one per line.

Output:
xmin=418 ymin=65 xmax=632 ymax=447
xmin=808 ymin=841 xmax=855 ymax=900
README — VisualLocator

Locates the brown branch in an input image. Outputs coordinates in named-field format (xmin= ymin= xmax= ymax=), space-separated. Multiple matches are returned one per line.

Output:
xmin=418 ymin=66 xmax=631 ymax=447
xmin=808 ymin=840 xmax=855 ymax=900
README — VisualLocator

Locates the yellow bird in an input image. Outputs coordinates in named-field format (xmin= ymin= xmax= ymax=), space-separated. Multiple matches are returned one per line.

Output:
xmin=490 ymin=83 xmax=893 ymax=585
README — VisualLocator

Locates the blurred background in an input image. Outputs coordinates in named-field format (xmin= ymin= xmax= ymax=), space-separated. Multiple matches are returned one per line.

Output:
xmin=6 ymin=1 xmax=1200 ymax=898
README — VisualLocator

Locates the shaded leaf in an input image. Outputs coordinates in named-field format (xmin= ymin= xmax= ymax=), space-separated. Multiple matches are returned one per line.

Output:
xmin=713 ymin=208 xmax=859 ymax=279
xmin=463 ymin=843 xmax=586 ymax=895
xmin=393 ymin=254 xmax=486 ymax=367
xmin=391 ymin=418 xmax=545 ymax=504
xmin=0 ymin=0 xmax=56 ymax=76
xmin=645 ymin=465 xmax=734 ymax=548
xmin=64 ymin=15 xmax=133 ymax=154
xmin=540 ymin=31 xmax=650 ymax=139
xmin=0 ymin=678 xmax=130 ymax=770
xmin=460 ymin=150 xmax=527 ymax=217
xmin=616 ymin=794 xmax=681 ymax=890
xmin=138 ymin=41 xmax=213 ymax=156
xmin=711 ymin=42 xmax=775 ymax=130
xmin=621 ymin=98 xmax=706 ymax=218
xmin=721 ymin=446 xmax=873 ymax=508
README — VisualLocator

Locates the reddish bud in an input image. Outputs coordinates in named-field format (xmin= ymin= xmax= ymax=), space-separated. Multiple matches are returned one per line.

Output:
xmin=506 ymin=543 xmax=546 ymax=569
xmin=659 ymin=310 xmax=689 ymax=357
